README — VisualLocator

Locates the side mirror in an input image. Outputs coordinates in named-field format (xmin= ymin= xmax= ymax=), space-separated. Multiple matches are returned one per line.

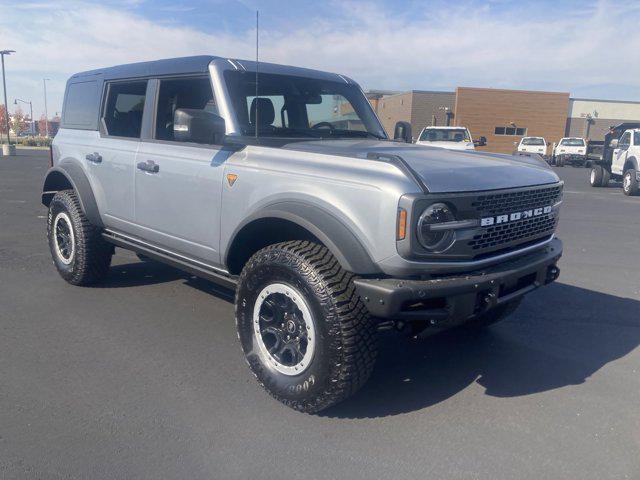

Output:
xmin=609 ymin=139 xmax=619 ymax=149
xmin=393 ymin=121 xmax=412 ymax=143
xmin=474 ymin=136 xmax=487 ymax=147
xmin=173 ymin=109 xmax=226 ymax=144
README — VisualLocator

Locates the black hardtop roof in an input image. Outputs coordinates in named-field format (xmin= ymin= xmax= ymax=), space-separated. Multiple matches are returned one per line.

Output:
xmin=69 ymin=55 xmax=353 ymax=83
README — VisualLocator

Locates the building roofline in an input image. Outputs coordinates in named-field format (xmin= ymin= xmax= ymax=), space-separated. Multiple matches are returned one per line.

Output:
xmin=570 ymin=97 xmax=640 ymax=105
xmin=456 ymin=86 xmax=570 ymax=96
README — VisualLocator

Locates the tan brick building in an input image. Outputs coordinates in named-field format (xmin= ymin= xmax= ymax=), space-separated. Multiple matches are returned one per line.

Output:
xmin=371 ymin=90 xmax=455 ymax=139
xmin=453 ymin=87 xmax=570 ymax=154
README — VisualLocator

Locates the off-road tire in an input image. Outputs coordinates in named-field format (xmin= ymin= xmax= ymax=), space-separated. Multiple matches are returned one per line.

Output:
xmin=464 ymin=298 xmax=522 ymax=330
xmin=47 ymin=190 xmax=112 ymax=285
xmin=622 ymin=169 xmax=639 ymax=196
xmin=235 ymin=240 xmax=377 ymax=413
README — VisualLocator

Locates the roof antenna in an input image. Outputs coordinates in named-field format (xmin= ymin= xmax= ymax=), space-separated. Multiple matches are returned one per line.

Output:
xmin=255 ymin=10 xmax=259 ymax=140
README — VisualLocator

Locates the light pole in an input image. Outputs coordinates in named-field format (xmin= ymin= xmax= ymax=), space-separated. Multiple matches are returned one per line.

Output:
xmin=15 ymin=98 xmax=33 ymax=135
xmin=43 ymin=78 xmax=50 ymax=137
xmin=1 ymin=49 xmax=15 ymax=145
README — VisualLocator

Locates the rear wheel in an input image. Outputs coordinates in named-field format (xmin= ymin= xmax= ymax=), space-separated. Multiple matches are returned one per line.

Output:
xmin=556 ymin=156 xmax=565 ymax=167
xmin=235 ymin=240 xmax=377 ymax=413
xmin=47 ymin=190 xmax=112 ymax=285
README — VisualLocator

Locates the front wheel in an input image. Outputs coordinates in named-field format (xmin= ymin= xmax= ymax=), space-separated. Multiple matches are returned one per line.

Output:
xmin=622 ymin=169 xmax=639 ymax=196
xmin=235 ymin=241 xmax=377 ymax=413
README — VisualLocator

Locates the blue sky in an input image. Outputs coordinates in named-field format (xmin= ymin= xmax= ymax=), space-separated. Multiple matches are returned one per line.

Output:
xmin=0 ymin=0 xmax=637 ymax=119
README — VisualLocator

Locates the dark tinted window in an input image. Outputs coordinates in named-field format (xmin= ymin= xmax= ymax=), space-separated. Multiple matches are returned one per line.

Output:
xmin=635 ymin=132 xmax=640 ymax=146
xmin=494 ymin=127 xmax=505 ymax=135
xmin=63 ymin=81 xmax=98 ymax=128
xmin=516 ymin=127 xmax=527 ymax=136
xmin=505 ymin=127 xmax=516 ymax=135
xmin=103 ymin=81 xmax=147 ymax=138
xmin=155 ymin=77 xmax=216 ymax=142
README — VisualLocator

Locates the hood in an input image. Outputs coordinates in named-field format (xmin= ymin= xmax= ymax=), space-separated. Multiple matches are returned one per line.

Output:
xmin=415 ymin=140 xmax=475 ymax=151
xmin=282 ymin=139 xmax=559 ymax=193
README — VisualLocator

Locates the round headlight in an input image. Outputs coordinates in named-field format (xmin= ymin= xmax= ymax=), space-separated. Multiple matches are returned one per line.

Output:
xmin=417 ymin=203 xmax=456 ymax=252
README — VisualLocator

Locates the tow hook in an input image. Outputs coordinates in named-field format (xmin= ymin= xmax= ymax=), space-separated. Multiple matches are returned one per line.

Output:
xmin=546 ymin=265 xmax=560 ymax=284
xmin=482 ymin=291 xmax=497 ymax=309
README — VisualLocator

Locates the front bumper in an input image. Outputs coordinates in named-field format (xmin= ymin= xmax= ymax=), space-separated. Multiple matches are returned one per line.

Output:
xmin=355 ymin=238 xmax=562 ymax=324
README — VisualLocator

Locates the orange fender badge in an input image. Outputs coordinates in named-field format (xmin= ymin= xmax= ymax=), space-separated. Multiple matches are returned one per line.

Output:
xmin=226 ymin=173 xmax=238 ymax=186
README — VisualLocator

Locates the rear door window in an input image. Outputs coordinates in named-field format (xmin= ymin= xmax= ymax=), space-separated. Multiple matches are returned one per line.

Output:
xmin=102 ymin=81 xmax=147 ymax=138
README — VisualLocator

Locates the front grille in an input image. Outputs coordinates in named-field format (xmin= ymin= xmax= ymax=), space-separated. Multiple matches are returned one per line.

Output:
xmin=468 ymin=214 xmax=556 ymax=251
xmin=471 ymin=184 xmax=563 ymax=217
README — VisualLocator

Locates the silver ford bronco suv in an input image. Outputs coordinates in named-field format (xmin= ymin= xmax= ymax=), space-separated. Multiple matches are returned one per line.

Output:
xmin=43 ymin=56 xmax=563 ymax=413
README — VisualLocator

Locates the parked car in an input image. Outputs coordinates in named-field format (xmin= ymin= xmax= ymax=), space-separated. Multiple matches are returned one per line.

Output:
xmin=517 ymin=137 xmax=548 ymax=158
xmin=590 ymin=126 xmax=640 ymax=195
xmin=42 ymin=55 xmax=564 ymax=413
xmin=553 ymin=137 xmax=587 ymax=167
xmin=415 ymin=126 xmax=486 ymax=150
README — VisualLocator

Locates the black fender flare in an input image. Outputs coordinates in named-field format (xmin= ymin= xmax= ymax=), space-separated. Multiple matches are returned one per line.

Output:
xmin=225 ymin=201 xmax=380 ymax=275
xmin=42 ymin=160 xmax=103 ymax=228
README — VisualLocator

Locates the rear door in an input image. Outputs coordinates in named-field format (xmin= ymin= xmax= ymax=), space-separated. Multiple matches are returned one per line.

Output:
xmin=132 ymin=76 xmax=229 ymax=266
xmin=89 ymin=80 xmax=149 ymax=231
xmin=612 ymin=131 xmax=631 ymax=175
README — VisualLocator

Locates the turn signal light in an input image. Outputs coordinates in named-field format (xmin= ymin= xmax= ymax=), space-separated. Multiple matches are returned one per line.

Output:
xmin=397 ymin=208 xmax=407 ymax=241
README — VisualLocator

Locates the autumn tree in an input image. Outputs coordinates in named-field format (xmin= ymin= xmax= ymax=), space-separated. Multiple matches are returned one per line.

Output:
xmin=11 ymin=107 xmax=27 ymax=134
xmin=38 ymin=114 xmax=48 ymax=137
xmin=0 ymin=104 xmax=7 ymax=137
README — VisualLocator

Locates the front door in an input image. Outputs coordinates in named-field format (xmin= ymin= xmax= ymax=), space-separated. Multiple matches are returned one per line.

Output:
xmin=131 ymin=76 xmax=228 ymax=266
xmin=612 ymin=131 xmax=631 ymax=175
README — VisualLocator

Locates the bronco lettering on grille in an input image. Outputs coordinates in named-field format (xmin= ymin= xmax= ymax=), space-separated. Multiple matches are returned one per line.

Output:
xmin=481 ymin=206 xmax=553 ymax=227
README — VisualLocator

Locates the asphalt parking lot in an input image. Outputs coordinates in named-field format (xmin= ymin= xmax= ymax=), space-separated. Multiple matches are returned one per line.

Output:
xmin=1 ymin=150 xmax=639 ymax=480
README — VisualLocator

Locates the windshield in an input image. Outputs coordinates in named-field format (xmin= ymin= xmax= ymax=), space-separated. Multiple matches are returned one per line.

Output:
xmin=560 ymin=138 xmax=585 ymax=146
xmin=521 ymin=138 xmax=545 ymax=146
xmin=224 ymin=71 xmax=386 ymax=139
xmin=419 ymin=128 xmax=470 ymax=142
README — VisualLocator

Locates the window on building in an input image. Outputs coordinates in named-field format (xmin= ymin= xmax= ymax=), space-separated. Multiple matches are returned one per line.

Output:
xmin=494 ymin=126 xmax=527 ymax=136
xmin=103 ymin=81 xmax=147 ymax=138
xmin=155 ymin=77 xmax=217 ymax=142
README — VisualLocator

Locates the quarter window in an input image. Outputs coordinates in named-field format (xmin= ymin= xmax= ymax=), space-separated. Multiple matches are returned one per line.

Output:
xmin=103 ymin=81 xmax=147 ymax=138
xmin=634 ymin=132 xmax=640 ymax=146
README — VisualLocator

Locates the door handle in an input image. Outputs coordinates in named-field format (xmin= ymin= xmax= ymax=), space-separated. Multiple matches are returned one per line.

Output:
xmin=137 ymin=160 xmax=160 ymax=173
xmin=85 ymin=152 xmax=102 ymax=163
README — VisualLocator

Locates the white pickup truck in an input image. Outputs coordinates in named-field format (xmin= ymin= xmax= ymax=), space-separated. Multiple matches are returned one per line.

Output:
xmin=517 ymin=137 xmax=548 ymax=157
xmin=553 ymin=137 xmax=587 ymax=167
xmin=590 ymin=128 xmax=640 ymax=195
xmin=415 ymin=126 xmax=486 ymax=151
